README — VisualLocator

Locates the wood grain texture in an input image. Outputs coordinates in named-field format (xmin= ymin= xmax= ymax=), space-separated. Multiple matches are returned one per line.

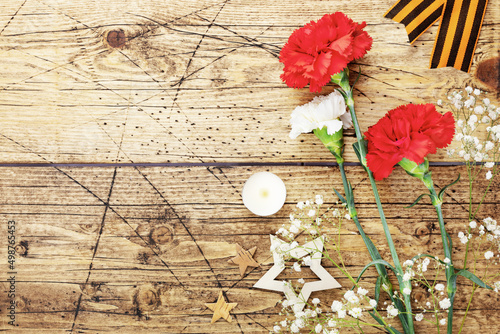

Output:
xmin=0 ymin=166 xmax=498 ymax=333
xmin=0 ymin=0 xmax=498 ymax=163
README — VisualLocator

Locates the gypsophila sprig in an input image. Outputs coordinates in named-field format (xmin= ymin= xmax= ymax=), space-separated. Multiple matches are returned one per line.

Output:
xmin=439 ymin=86 xmax=500 ymax=334
xmin=402 ymin=256 xmax=452 ymax=331
xmin=273 ymin=197 xmax=399 ymax=333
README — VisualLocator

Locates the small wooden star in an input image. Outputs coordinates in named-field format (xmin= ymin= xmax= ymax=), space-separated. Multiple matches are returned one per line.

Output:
xmin=204 ymin=291 xmax=237 ymax=323
xmin=228 ymin=244 xmax=259 ymax=277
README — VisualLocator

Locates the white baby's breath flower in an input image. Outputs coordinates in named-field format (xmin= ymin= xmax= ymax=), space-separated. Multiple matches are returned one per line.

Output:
xmin=440 ymin=318 xmax=447 ymax=325
xmin=485 ymin=251 xmax=494 ymax=260
xmin=474 ymin=105 xmax=485 ymax=114
xmin=470 ymin=220 xmax=477 ymax=228
xmin=315 ymin=324 xmax=323 ymax=333
xmin=315 ymin=195 xmax=324 ymax=205
xmin=387 ymin=304 xmax=399 ymax=318
xmin=327 ymin=320 xmax=337 ymax=327
xmin=486 ymin=171 xmax=493 ymax=180
xmin=474 ymin=88 xmax=481 ymax=95
xmin=357 ymin=287 xmax=369 ymax=296
xmin=273 ymin=325 xmax=280 ymax=333
xmin=348 ymin=307 xmax=363 ymax=318
xmin=465 ymin=86 xmax=473 ymax=94
xmin=435 ymin=283 xmax=445 ymax=291
xmin=331 ymin=300 xmax=343 ymax=313
xmin=293 ymin=262 xmax=301 ymax=272
xmin=290 ymin=323 xmax=300 ymax=333
xmin=303 ymin=256 xmax=312 ymax=266
xmin=403 ymin=287 xmax=412 ymax=295
xmin=403 ymin=259 xmax=414 ymax=267
xmin=344 ymin=290 xmax=359 ymax=304
xmin=369 ymin=299 xmax=377 ymax=308
xmin=308 ymin=209 xmax=316 ymax=217
xmin=439 ymin=298 xmax=451 ymax=309
xmin=415 ymin=313 xmax=424 ymax=321
xmin=485 ymin=162 xmax=495 ymax=168
xmin=289 ymin=91 xmax=351 ymax=139
xmin=312 ymin=298 xmax=320 ymax=305
xmin=444 ymin=257 xmax=450 ymax=264
xmin=298 ymin=278 xmax=305 ymax=284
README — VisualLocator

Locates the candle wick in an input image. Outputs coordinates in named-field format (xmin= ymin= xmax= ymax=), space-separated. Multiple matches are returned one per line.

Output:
xmin=260 ymin=189 xmax=269 ymax=198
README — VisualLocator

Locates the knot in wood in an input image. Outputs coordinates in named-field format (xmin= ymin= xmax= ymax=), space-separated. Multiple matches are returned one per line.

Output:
xmin=106 ymin=30 xmax=127 ymax=48
xmin=150 ymin=226 xmax=174 ymax=245
xmin=15 ymin=240 xmax=29 ymax=256
xmin=476 ymin=57 xmax=500 ymax=92
xmin=415 ymin=226 xmax=430 ymax=238
xmin=135 ymin=287 xmax=161 ymax=312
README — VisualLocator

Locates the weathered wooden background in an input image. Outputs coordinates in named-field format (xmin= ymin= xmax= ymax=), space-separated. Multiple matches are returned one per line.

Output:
xmin=0 ymin=0 xmax=499 ymax=333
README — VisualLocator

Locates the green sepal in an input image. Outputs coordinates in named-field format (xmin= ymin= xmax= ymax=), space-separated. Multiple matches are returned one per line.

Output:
xmin=313 ymin=126 xmax=344 ymax=163
xmin=438 ymin=174 xmax=461 ymax=201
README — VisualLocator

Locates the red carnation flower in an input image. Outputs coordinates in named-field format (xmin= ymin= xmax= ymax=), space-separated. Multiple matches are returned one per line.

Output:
xmin=365 ymin=104 xmax=455 ymax=180
xmin=279 ymin=12 xmax=373 ymax=92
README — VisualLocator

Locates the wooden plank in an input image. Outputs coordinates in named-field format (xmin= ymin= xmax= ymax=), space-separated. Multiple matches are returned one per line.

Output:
xmin=0 ymin=0 xmax=498 ymax=163
xmin=1 ymin=165 xmax=498 ymax=332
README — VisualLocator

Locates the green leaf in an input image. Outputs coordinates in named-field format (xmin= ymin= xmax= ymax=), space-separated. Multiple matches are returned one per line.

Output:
xmin=410 ymin=253 xmax=447 ymax=266
xmin=405 ymin=193 xmax=434 ymax=208
xmin=446 ymin=232 xmax=453 ymax=255
xmin=438 ymin=174 xmax=461 ymax=200
xmin=356 ymin=259 xmax=397 ymax=284
xmin=335 ymin=87 xmax=347 ymax=100
xmin=455 ymin=269 xmax=493 ymax=289
xmin=333 ymin=187 xmax=346 ymax=204
xmin=368 ymin=312 xmax=403 ymax=334
xmin=352 ymin=65 xmax=362 ymax=89
xmin=352 ymin=140 xmax=368 ymax=171
xmin=375 ymin=276 xmax=382 ymax=304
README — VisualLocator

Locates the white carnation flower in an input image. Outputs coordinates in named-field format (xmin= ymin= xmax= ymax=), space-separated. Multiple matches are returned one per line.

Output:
xmin=289 ymin=91 xmax=351 ymax=139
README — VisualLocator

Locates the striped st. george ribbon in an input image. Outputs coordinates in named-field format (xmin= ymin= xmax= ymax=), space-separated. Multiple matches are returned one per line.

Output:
xmin=385 ymin=0 xmax=489 ymax=72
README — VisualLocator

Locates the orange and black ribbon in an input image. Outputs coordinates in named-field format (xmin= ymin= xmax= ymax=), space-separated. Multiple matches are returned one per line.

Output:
xmin=385 ymin=0 xmax=489 ymax=72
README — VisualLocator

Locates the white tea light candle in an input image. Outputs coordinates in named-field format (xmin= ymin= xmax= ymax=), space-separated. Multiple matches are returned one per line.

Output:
xmin=242 ymin=172 xmax=286 ymax=216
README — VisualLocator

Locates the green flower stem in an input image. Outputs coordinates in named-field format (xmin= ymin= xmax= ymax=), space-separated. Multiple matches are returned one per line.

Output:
xmin=332 ymin=69 xmax=415 ymax=334
xmin=338 ymin=162 xmax=409 ymax=332
xmin=422 ymin=173 xmax=456 ymax=334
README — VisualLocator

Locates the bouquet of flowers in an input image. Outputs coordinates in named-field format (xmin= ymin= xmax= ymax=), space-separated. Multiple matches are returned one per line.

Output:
xmin=270 ymin=12 xmax=499 ymax=334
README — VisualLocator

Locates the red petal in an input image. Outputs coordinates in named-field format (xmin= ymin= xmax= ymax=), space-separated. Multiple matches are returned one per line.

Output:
xmin=404 ymin=132 xmax=434 ymax=164
xmin=422 ymin=111 xmax=456 ymax=148
xmin=366 ymin=146 xmax=403 ymax=180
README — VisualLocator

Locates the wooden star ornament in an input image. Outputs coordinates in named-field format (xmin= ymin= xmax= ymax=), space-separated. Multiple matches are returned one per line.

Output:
xmin=228 ymin=244 xmax=259 ymax=277
xmin=253 ymin=235 xmax=341 ymax=312
xmin=205 ymin=291 xmax=238 ymax=323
